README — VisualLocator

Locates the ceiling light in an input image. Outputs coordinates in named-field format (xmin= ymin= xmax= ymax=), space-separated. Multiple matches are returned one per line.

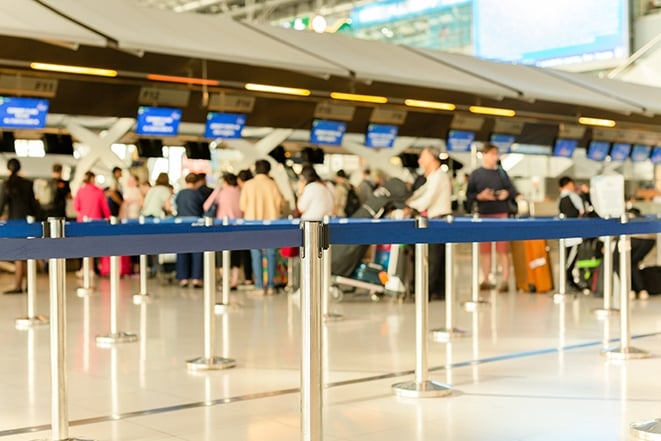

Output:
xmin=330 ymin=92 xmax=388 ymax=104
xmin=469 ymin=105 xmax=516 ymax=117
xmin=245 ymin=83 xmax=311 ymax=96
xmin=404 ymin=99 xmax=455 ymax=111
xmin=30 ymin=62 xmax=117 ymax=77
xmin=311 ymin=15 xmax=327 ymax=33
xmin=578 ymin=116 xmax=616 ymax=128
xmin=147 ymin=74 xmax=219 ymax=86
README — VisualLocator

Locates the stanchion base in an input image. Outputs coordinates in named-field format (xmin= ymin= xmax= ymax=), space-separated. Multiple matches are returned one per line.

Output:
xmin=132 ymin=293 xmax=153 ymax=305
xmin=215 ymin=303 xmax=229 ymax=314
xmin=15 ymin=315 xmax=49 ymax=329
xmin=430 ymin=327 xmax=470 ymax=342
xmin=76 ymin=287 xmax=94 ymax=297
xmin=391 ymin=380 xmax=452 ymax=398
xmin=462 ymin=300 xmax=490 ymax=312
xmin=33 ymin=437 xmax=96 ymax=441
xmin=95 ymin=332 xmax=138 ymax=347
xmin=186 ymin=356 xmax=236 ymax=371
xmin=323 ymin=312 xmax=344 ymax=322
xmin=552 ymin=293 xmax=576 ymax=304
xmin=601 ymin=346 xmax=651 ymax=360
xmin=631 ymin=418 xmax=661 ymax=440
xmin=592 ymin=307 xmax=619 ymax=320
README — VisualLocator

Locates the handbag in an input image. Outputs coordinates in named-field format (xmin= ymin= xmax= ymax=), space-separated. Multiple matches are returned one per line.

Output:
xmin=507 ymin=198 xmax=518 ymax=216
xmin=203 ymin=201 xmax=218 ymax=218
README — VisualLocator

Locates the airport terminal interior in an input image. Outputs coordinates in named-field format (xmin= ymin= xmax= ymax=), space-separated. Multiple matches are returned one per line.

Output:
xmin=4 ymin=0 xmax=661 ymax=440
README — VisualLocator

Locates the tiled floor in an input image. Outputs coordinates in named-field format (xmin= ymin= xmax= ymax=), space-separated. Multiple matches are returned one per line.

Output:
xmin=1 ymin=248 xmax=661 ymax=441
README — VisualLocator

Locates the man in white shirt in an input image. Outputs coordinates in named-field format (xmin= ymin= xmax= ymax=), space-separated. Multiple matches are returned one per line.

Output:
xmin=407 ymin=147 xmax=453 ymax=300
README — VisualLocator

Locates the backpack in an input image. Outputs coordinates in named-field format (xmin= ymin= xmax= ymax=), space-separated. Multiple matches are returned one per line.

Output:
xmin=35 ymin=178 xmax=56 ymax=208
xmin=344 ymin=185 xmax=361 ymax=217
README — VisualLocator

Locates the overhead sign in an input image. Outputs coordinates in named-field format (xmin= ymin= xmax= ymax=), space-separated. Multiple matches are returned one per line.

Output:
xmin=0 ymin=96 xmax=49 ymax=129
xmin=314 ymin=101 xmax=356 ymax=121
xmin=0 ymin=75 xmax=58 ymax=98
xmin=447 ymin=129 xmax=475 ymax=152
xmin=310 ymin=119 xmax=347 ymax=146
xmin=365 ymin=123 xmax=398 ymax=148
xmin=208 ymin=93 xmax=255 ymax=113
xmin=204 ymin=112 xmax=246 ymax=139
xmin=370 ymin=107 xmax=407 ymax=125
xmin=138 ymin=87 xmax=190 ymax=107
xmin=135 ymin=106 xmax=182 ymax=136
xmin=450 ymin=113 xmax=484 ymax=131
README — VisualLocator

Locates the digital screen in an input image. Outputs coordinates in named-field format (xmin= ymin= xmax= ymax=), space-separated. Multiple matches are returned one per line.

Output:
xmin=447 ymin=130 xmax=475 ymax=152
xmin=490 ymin=133 xmax=516 ymax=153
xmin=365 ymin=124 xmax=398 ymax=148
xmin=43 ymin=134 xmax=74 ymax=155
xmin=135 ymin=106 xmax=182 ymax=136
xmin=552 ymin=138 xmax=578 ymax=158
xmin=610 ymin=142 xmax=631 ymax=161
xmin=651 ymin=147 xmax=661 ymax=164
xmin=310 ymin=119 xmax=347 ymax=146
xmin=0 ymin=97 xmax=49 ymax=129
xmin=586 ymin=140 xmax=610 ymax=161
xmin=185 ymin=141 xmax=211 ymax=160
xmin=631 ymin=144 xmax=652 ymax=162
xmin=474 ymin=0 xmax=629 ymax=70
xmin=204 ymin=112 xmax=246 ymax=139
xmin=136 ymin=138 xmax=164 ymax=158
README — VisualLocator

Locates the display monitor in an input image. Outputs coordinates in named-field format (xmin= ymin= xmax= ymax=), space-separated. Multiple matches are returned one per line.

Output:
xmin=610 ymin=142 xmax=631 ymax=161
xmin=301 ymin=146 xmax=325 ymax=164
xmin=630 ymin=144 xmax=652 ymax=162
xmin=0 ymin=97 xmax=49 ymax=129
xmin=42 ymin=133 xmax=74 ymax=155
xmin=0 ymin=131 xmax=15 ymax=153
xmin=135 ymin=106 xmax=182 ymax=136
xmin=185 ymin=141 xmax=211 ymax=160
xmin=552 ymin=138 xmax=578 ymax=158
xmin=587 ymin=140 xmax=610 ymax=161
xmin=651 ymin=146 xmax=661 ymax=164
xmin=204 ymin=112 xmax=246 ymax=139
xmin=136 ymin=138 xmax=164 ymax=158
xmin=365 ymin=124 xmax=398 ymax=148
xmin=490 ymin=133 xmax=516 ymax=153
xmin=309 ymin=119 xmax=346 ymax=146
xmin=446 ymin=130 xmax=475 ymax=152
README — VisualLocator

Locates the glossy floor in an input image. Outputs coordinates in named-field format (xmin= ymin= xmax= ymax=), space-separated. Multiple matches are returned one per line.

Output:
xmin=1 ymin=257 xmax=660 ymax=441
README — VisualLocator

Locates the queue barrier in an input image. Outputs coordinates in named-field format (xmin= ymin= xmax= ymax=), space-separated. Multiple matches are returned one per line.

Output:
xmin=2 ymin=215 xmax=661 ymax=441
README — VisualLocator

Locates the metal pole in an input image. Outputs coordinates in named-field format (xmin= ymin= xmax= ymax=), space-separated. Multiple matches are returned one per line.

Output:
xmin=393 ymin=217 xmax=451 ymax=398
xmin=431 ymin=216 xmax=469 ymax=341
xmin=96 ymin=216 xmax=138 ymax=347
xmin=322 ymin=216 xmax=342 ymax=322
xmin=603 ymin=216 xmax=649 ymax=360
xmin=76 ymin=216 xmax=94 ymax=297
xmin=301 ymin=221 xmax=324 ymax=441
xmin=187 ymin=216 xmax=235 ymax=371
xmin=463 ymin=239 xmax=490 ymax=311
xmin=221 ymin=216 xmax=230 ymax=306
xmin=16 ymin=216 xmax=49 ymax=329
xmin=553 ymin=238 xmax=575 ymax=304
xmin=593 ymin=236 xmax=619 ymax=319
xmin=490 ymin=241 xmax=497 ymax=284
xmin=133 ymin=216 xmax=152 ymax=305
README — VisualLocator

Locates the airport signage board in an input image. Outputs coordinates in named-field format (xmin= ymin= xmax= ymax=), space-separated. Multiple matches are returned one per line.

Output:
xmin=0 ymin=96 xmax=49 ymax=129
xmin=205 ymin=112 xmax=246 ymax=139
xmin=135 ymin=106 xmax=182 ymax=136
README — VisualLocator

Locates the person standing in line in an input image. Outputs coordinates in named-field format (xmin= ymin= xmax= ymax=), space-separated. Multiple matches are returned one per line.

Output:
xmin=0 ymin=158 xmax=40 ymax=294
xmin=73 ymin=171 xmax=111 ymax=222
xmin=297 ymin=165 xmax=334 ymax=220
xmin=203 ymin=173 xmax=243 ymax=289
xmin=239 ymin=160 xmax=284 ymax=295
xmin=174 ymin=173 xmax=205 ymax=288
xmin=558 ymin=176 xmax=586 ymax=292
xmin=237 ymin=169 xmax=254 ymax=284
xmin=119 ymin=174 xmax=143 ymax=220
xmin=42 ymin=162 xmax=71 ymax=219
xmin=106 ymin=166 xmax=123 ymax=217
xmin=467 ymin=143 xmax=518 ymax=293
xmin=332 ymin=169 xmax=351 ymax=217
xmin=357 ymin=167 xmax=376 ymax=205
xmin=197 ymin=173 xmax=213 ymax=200
xmin=406 ymin=146 xmax=453 ymax=301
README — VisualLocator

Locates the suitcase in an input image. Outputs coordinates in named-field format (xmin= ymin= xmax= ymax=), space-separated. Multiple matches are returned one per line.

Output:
xmin=641 ymin=266 xmax=661 ymax=295
xmin=511 ymin=240 xmax=553 ymax=293
xmin=98 ymin=255 xmax=133 ymax=277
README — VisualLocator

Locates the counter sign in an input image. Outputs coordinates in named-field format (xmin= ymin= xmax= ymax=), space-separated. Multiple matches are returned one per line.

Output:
xmin=0 ymin=97 xmax=49 ymax=129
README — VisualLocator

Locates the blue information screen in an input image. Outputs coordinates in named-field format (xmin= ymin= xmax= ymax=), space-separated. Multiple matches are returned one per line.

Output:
xmin=136 ymin=106 xmax=182 ymax=136
xmin=310 ymin=120 xmax=347 ymax=146
xmin=365 ymin=124 xmax=398 ymax=148
xmin=447 ymin=130 xmax=475 ymax=152
xmin=552 ymin=138 xmax=578 ymax=158
xmin=490 ymin=133 xmax=515 ymax=153
xmin=205 ymin=113 xmax=246 ymax=139
xmin=651 ymin=147 xmax=661 ymax=164
xmin=631 ymin=144 xmax=651 ymax=162
xmin=0 ymin=97 xmax=49 ymax=129
xmin=610 ymin=142 xmax=631 ymax=161
xmin=587 ymin=141 xmax=610 ymax=161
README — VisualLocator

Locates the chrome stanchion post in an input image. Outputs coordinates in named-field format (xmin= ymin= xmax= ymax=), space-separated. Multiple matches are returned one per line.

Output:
xmin=552 ymin=236 xmax=575 ymax=304
xmin=16 ymin=216 xmax=49 ymax=329
xmin=489 ymin=241 xmax=497 ymax=285
xmin=215 ymin=216 xmax=232 ymax=314
xmin=592 ymin=235 xmax=619 ymax=319
xmin=300 ymin=221 xmax=325 ymax=441
xmin=393 ymin=217 xmax=451 ymax=398
xmin=322 ymin=216 xmax=342 ymax=322
xmin=47 ymin=218 xmax=92 ymax=441
xmin=463 ymin=212 xmax=490 ymax=311
xmin=187 ymin=216 xmax=235 ymax=370
xmin=431 ymin=216 xmax=469 ymax=341
xmin=603 ymin=216 xmax=649 ymax=360
xmin=96 ymin=216 xmax=138 ymax=346
xmin=76 ymin=216 xmax=94 ymax=297
xmin=133 ymin=216 xmax=152 ymax=305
